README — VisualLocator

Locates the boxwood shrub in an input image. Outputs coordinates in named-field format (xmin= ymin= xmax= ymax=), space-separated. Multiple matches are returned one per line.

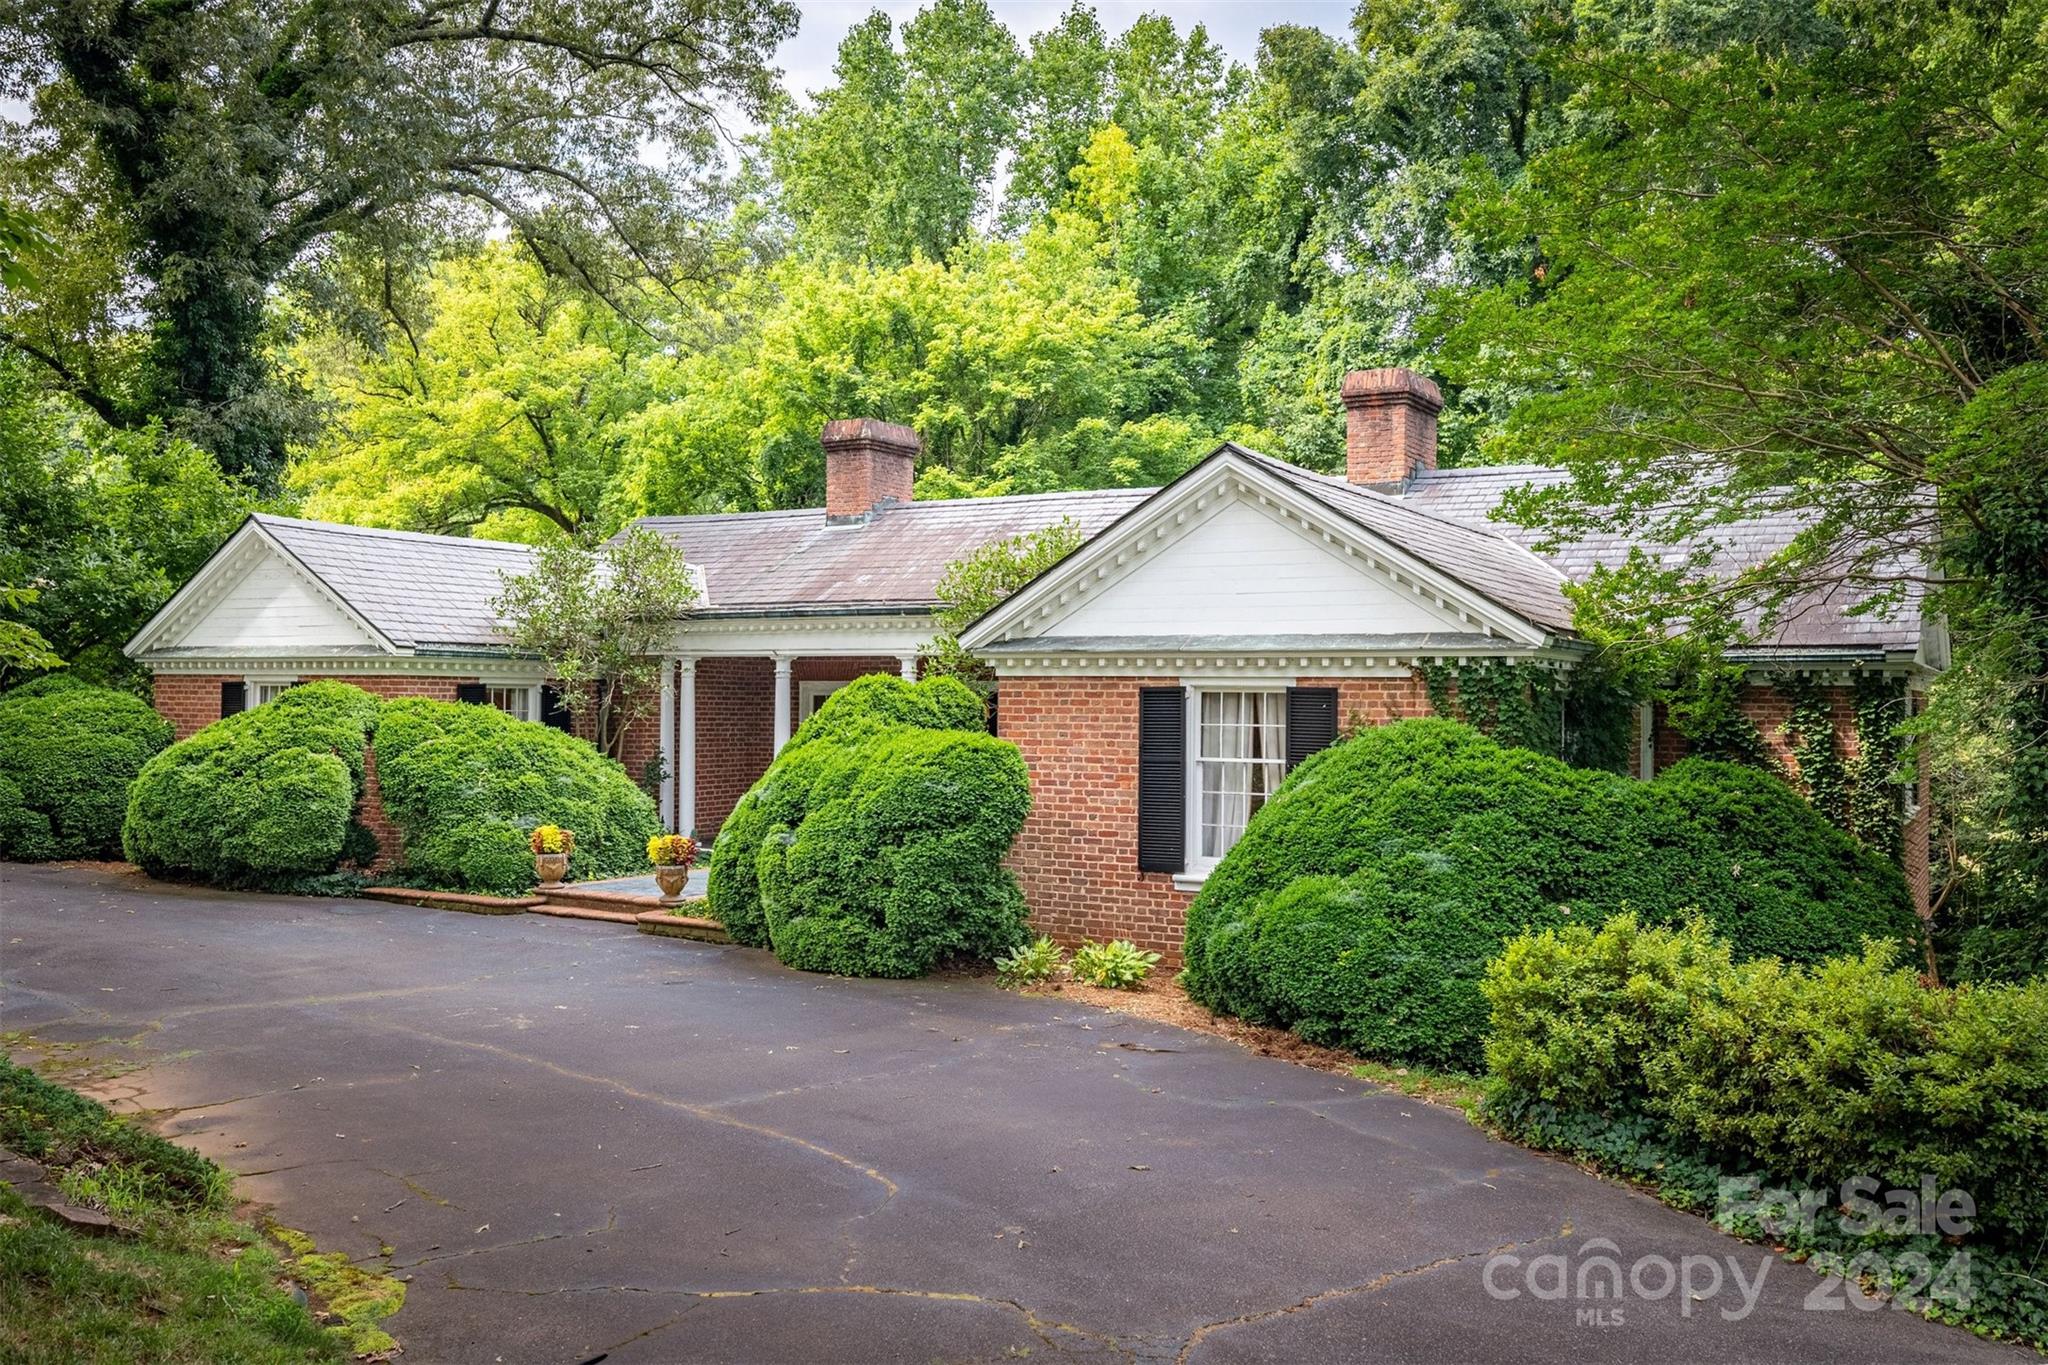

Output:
xmin=372 ymin=697 xmax=660 ymax=895
xmin=1180 ymin=718 xmax=1919 ymax=1068
xmin=1483 ymin=915 xmax=2048 ymax=1343
xmin=121 ymin=682 xmax=382 ymax=888
xmin=708 ymin=675 xmax=1029 ymax=976
xmin=0 ymin=680 xmax=173 ymax=860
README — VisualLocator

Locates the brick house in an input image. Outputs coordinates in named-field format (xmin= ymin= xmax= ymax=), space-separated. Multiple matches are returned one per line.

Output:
xmin=126 ymin=370 xmax=1943 ymax=956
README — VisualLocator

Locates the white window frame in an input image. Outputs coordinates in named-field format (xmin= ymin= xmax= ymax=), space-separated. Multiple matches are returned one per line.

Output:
xmin=486 ymin=684 xmax=539 ymax=723
xmin=798 ymin=679 xmax=847 ymax=720
xmin=1180 ymin=683 xmax=1288 ymax=886
xmin=248 ymin=675 xmax=300 ymax=706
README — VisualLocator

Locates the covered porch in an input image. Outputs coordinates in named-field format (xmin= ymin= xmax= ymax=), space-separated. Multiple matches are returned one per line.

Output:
xmin=643 ymin=613 xmax=934 ymax=843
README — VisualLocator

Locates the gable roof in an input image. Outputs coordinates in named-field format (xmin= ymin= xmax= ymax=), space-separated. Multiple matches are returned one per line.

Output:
xmin=1402 ymin=466 xmax=1927 ymax=655
xmin=630 ymin=488 xmax=1150 ymax=616
xmin=127 ymin=514 xmax=537 ymax=659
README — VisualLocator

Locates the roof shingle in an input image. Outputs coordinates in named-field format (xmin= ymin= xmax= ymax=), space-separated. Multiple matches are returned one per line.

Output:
xmin=255 ymin=514 xmax=536 ymax=649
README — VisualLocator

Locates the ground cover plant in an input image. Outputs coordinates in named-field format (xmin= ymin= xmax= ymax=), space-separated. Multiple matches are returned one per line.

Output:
xmin=1181 ymin=719 xmax=1919 ymax=1068
xmin=0 ymin=676 xmax=172 ymax=860
xmin=1483 ymin=916 xmax=2048 ymax=1346
xmin=373 ymin=697 xmax=660 ymax=895
xmin=121 ymin=681 xmax=382 ymax=890
xmin=0 ymin=1058 xmax=373 ymax=1361
xmin=1070 ymin=939 xmax=1160 ymax=990
xmin=708 ymin=674 xmax=1030 ymax=976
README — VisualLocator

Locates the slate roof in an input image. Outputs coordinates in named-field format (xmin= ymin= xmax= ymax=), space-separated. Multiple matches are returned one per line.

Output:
xmin=1401 ymin=466 xmax=1926 ymax=654
xmin=254 ymin=514 xmax=536 ymax=650
xmin=631 ymin=489 xmax=1152 ymax=615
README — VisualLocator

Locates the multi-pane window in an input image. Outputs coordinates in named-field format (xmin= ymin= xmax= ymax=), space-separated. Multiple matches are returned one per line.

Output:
xmin=252 ymin=680 xmax=297 ymax=705
xmin=487 ymin=686 xmax=532 ymax=722
xmin=1194 ymin=690 xmax=1287 ymax=862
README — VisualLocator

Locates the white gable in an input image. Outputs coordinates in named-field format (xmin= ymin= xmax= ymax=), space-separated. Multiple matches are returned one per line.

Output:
xmin=170 ymin=547 xmax=383 ymax=651
xmin=1041 ymin=493 xmax=1471 ymax=638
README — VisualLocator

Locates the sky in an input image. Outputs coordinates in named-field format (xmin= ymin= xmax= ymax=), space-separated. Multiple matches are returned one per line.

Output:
xmin=772 ymin=1 xmax=1359 ymax=100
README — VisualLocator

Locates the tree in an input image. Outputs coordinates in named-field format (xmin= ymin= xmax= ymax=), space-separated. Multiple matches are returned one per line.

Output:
xmin=0 ymin=0 xmax=796 ymax=483
xmin=0 ymin=588 xmax=64 ymax=685
xmin=292 ymin=246 xmax=656 ymax=542
xmin=1442 ymin=0 xmax=2047 ymax=978
xmin=765 ymin=0 xmax=1022 ymax=265
xmin=921 ymin=518 xmax=1083 ymax=682
xmin=492 ymin=527 xmax=697 ymax=760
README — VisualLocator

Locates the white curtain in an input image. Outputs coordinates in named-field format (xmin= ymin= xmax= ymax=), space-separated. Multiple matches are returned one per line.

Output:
xmin=1199 ymin=691 xmax=1285 ymax=858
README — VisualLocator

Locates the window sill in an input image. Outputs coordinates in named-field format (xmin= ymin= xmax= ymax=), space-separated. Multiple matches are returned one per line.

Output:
xmin=1170 ymin=871 xmax=1210 ymax=894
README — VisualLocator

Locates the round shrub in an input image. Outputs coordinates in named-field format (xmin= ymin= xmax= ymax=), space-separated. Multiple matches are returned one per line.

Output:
xmin=122 ymin=682 xmax=381 ymax=887
xmin=708 ymin=674 xmax=1028 ymax=976
xmin=1181 ymin=718 xmax=1922 ymax=1068
xmin=372 ymin=697 xmax=660 ymax=895
xmin=0 ymin=681 xmax=173 ymax=861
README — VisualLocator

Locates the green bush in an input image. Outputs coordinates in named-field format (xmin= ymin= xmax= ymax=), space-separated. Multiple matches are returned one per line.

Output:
xmin=1483 ymin=915 xmax=2048 ymax=1342
xmin=1181 ymin=718 xmax=1919 ymax=1068
xmin=121 ymin=682 xmax=380 ymax=888
xmin=372 ymin=697 xmax=660 ymax=895
xmin=708 ymin=675 xmax=1029 ymax=977
xmin=0 ymin=682 xmax=173 ymax=860
xmin=1070 ymin=939 xmax=1160 ymax=989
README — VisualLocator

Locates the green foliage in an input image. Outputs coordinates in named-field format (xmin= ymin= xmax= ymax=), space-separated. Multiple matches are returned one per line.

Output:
xmin=707 ymin=675 xmax=1029 ymax=977
xmin=1181 ymin=719 xmax=1918 ymax=1068
xmin=1418 ymin=658 xmax=1640 ymax=774
xmin=1482 ymin=915 xmax=2048 ymax=1344
xmin=121 ymin=682 xmax=380 ymax=889
xmin=1 ymin=1059 xmax=229 ymax=1212
xmin=993 ymin=935 xmax=1066 ymax=987
xmin=372 ymin=697 xmax=660 ymax=896
xmin=290 ymin=246 xmax=656 ymax=542
xmin=922 ymin=517 xmax=1082 ymax=683
xmin=493 ymin=526 xmax=697 ymax=759
xmin=1777 ymin=673 xmax=1848 ymax=825
xmin=1068 ymin=939 xmax=1159 ymax=990
xmin=1 ymin=0 xmax=795 ymax=481
xmin=0 ymin=680 xmax=172 ymax=859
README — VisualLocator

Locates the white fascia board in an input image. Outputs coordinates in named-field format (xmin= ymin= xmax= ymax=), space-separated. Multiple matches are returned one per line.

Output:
xmin=962 ymin=450 xmax=1551 ymax=651
xmin=670 ymin=612 xmax=933 ymax=659
xmin=146 ymin=653 xmax=543 ymax=681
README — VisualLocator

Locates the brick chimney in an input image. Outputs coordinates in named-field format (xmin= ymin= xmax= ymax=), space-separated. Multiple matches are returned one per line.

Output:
xmin=822 ymin=418 xmax=920 ymax=522
xmin=1341 ymin=368 xmax=1443 ymax=492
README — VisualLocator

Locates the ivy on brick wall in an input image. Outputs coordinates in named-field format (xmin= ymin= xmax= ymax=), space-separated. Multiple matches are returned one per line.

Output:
xmin=1664 ymin=662 xmax=1773 ymax=769
xmin=1777 ymin=673 xmax=1849 ymax=825
xmin=1848 ymin=675 xmax=1908 ymax=861
xmin=1419 ymin=658 xmax=1636 ymax=774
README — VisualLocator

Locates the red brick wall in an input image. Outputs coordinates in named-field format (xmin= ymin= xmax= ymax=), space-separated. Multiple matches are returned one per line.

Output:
xmin=999 ymin=672 xmax=1440 ymax=964
xmin=152 ymin=674 xmax=238 ymax=740
xmin=695 ymin=657 xmax=774 ymax=840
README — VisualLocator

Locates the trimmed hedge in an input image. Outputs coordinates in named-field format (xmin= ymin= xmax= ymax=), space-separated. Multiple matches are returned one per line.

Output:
xmin=0 ymin=681 xmax=172 ymax=860
xmin=1180 ymin=718 xmax=1919 ymax=1068
xmin=708 ymin=675 xmax=1030 ymax=976
xmin=1483 ymin=915 xmax=2048 ymax=1342
xmin=372 ymin=697 xmax=660 ymax=895
xmin=122 ymin=682 xmax=381 ymax=887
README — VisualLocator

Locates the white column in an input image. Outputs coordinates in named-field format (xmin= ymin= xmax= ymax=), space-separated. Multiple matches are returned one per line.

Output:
xmin=898 ymin=653 xmax=919 ymax=682
xmin=678 ymin=658 xmax=697 ymax=837
xmin=771 ymin=655 xmax=794 ymax=752
xmin=657 ymin=657 xmax=676 ymax=829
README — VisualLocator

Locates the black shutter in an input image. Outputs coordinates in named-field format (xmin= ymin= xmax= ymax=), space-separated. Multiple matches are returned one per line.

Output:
xmin=1137 ymin=687 xmax=1186 ymax=873
xmin=540 ymin=685 xmax=573 ymax=732
xmin=455 ymin=683 xmax=488 ymax=706
xmin=1285 ymin=687 xmax=1339 ymax=770
xmin=985 ymin=690 xmax=998 ymax=736
xmin=220 ymin=681 xmax=246 ymax=717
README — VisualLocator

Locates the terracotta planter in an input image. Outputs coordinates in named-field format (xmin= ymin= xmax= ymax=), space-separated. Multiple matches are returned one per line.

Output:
xmin=535 ymin=852 xmax=569 ymax=889
xmin=653 ymin=863 xmax=691 ymax=902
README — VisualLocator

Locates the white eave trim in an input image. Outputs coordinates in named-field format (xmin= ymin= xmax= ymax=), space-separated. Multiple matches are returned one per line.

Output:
xmin=982 ymin=643 xmax=1580 ymax=679
xmin=125 ymin=518 xmax=403 ymax=660
xmin=960 ymin=450 xmax=1554 ymax=653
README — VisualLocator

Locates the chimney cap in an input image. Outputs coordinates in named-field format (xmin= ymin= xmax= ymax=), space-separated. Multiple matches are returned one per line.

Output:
xmin=1340 ymin=368 xmax=1444 ymax=412
xmin=821 ymin=417 xmax=921 ymax=452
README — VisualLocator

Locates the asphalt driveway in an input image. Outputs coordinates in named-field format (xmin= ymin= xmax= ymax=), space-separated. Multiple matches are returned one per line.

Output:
xmin=0 ymin=863 xmax=2017 ymax=1364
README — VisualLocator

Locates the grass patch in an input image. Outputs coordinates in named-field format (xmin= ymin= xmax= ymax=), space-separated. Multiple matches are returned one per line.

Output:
xmin=1348 ymin=1060 xmax=1486 ymax=1117
xmin=0 ymin=1057 xmax=399 ymax=1360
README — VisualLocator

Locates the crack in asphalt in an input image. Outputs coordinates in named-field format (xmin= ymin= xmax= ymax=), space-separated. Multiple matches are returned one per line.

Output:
xmin=399 ymin=1205 xmax=620 ymax=1271
xmin=1170 ymin=1231 xmax=1570 ymax=1363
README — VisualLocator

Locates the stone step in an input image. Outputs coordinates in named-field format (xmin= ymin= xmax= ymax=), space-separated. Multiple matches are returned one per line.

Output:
xmin=635 ymin=909 xmax=729 ymax=943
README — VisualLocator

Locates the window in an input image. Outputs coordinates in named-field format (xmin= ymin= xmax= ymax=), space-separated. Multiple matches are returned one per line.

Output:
xmin=799 ymin=680 xmax=846 ymax=719
xmin=251 ymin=679 xmax=298 ymax=706
xmin=1192 ymin=690 xmax=1286 ymax=866
xmin=487 ymin=685 xmax=533 ymax=723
